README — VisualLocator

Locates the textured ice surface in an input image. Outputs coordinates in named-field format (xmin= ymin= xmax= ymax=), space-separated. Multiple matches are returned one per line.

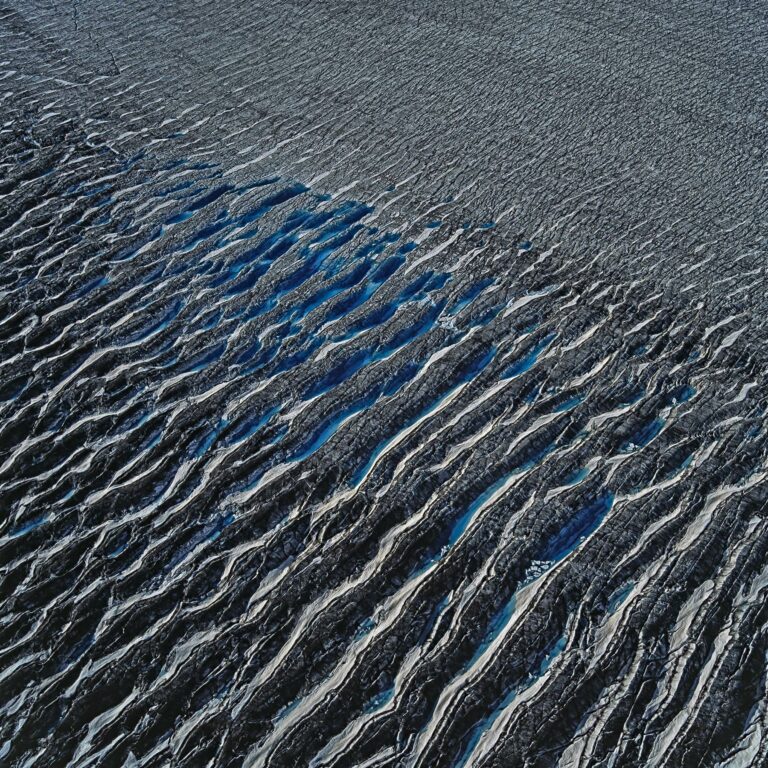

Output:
xmin=1 ymin=2 xmax=768 ymax=767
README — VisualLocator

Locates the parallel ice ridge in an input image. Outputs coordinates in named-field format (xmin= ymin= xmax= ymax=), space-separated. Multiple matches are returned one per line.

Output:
xmin=2 ymin=0 xmax=766 ymax=318
xmin=3 ymin=0 xmax=765 ymax=318
xmin=1 ymin=104 xmax=767 ymax=768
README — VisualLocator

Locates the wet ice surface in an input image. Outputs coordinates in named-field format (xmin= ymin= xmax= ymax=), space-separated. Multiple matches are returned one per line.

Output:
xmin=2 ymin=2 xmax=768 ymax=768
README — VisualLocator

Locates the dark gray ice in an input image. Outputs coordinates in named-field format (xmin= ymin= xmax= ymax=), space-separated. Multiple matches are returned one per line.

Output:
xmin=1 ymin=2 xmax=767 ymax=767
